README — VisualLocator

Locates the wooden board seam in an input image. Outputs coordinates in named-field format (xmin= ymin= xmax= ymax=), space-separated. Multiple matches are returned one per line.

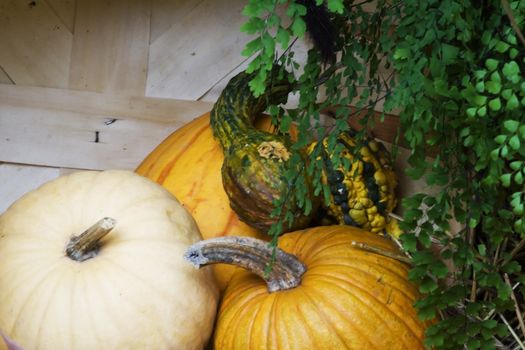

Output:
xmin=0 ymin=83 xmax=214 ymax=124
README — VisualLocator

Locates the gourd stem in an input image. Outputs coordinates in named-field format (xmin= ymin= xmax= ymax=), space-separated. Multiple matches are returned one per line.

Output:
xmin=184 ymin=236 xmax=306 ymax=293
xmin=66 ymin=217 xmax=116 ymax=262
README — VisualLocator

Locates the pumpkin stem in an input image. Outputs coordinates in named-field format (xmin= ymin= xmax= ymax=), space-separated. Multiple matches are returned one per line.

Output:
xmin=65 ymin=217 xmax=116 ymax=262
xmin=184 ymin=236 xmax=306 ymax=293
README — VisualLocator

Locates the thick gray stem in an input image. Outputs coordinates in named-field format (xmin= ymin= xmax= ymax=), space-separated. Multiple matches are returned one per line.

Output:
xmin=184 ymin=236 xmax=306 ymax=293
xmin=65 ymin=217 xmax=116 ymax=262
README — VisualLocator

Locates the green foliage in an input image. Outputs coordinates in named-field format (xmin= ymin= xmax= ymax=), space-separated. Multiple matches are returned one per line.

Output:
xmin=239 ymin=0 xmax=525 ymax=348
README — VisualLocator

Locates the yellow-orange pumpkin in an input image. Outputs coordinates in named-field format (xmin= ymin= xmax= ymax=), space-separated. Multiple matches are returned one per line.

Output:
xmin=186 ymin=225 xmax=429 ymax=349
xmin=137 ymin=112 xmax=277 ymax=290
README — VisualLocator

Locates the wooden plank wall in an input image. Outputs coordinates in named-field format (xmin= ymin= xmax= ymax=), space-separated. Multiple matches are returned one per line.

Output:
xmin=0 ymin=0 xmax=427 ymax=214
xmin=0 ymin=0 xmax=245 ymax=212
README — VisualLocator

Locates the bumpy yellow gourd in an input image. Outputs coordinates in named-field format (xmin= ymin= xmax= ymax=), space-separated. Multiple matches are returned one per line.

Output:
xmin=311 ymin=131 xmax=399 ymax=236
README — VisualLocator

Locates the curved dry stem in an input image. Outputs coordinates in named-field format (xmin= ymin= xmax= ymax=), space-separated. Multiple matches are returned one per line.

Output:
xmin=184 ymin=236 xmax=306 ymax=293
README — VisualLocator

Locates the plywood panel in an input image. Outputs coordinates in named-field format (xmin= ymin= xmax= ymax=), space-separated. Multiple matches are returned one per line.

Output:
xmin=45 ymin=0 xmax=76 ymax=33
xmin=146 ymin=0 xmax=249 ymax=100
xmin=150 ymin=0 xmax=203 ymax=44
xmin=69 ymin=0 xmax=150 ymax=95
xmin=0 ymin=0 xmax=73 ymax=88
xmin=198 ymin=38 xmax=311 ymax=103
xmin=0 ymin=67 xmax=13 ymax=84
xmin=0 ymin=83 xmax=214 ymax=123
xmin=198 ymin=58 xmax=249 ymax=102
xmin=59 ymin=167 xmax=86 ymax=176
xmin=0 ymin=105 xmax=181 ymax=170
xmin=0 ymin=163 xmax=60 ymax=213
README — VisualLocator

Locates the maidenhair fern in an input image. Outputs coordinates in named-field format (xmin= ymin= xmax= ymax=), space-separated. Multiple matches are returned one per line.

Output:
xmin=240 ymin=0 xmax=525 ymax=348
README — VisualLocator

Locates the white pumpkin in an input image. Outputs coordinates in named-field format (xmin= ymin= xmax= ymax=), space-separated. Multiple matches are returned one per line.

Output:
xmin=0 ymin=331 xmax=22 ymax=350
xmin=0 ymin=170 xmax=218 ymax=350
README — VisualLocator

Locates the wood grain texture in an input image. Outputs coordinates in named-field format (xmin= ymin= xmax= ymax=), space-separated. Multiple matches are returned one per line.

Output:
xmin=0 ymin=83 xmax=213 ymax=123
xmin=0 ymin=67 xmax=13 ymax=84
xmin=0 ymin=0 xmax=73 ymax=88
xmin=59 ymin=167 xmax=85 ymax=176
xmin=45 ymin=0 xmax=76 ymax=33
xmin=0 ymin=104 xmax=180 ymax=170
xmin=146 ymin=0 xmax=250 ymax=100
xmin=0 ymin=163 xmax=60 ymax=213
xmin=199 ymin=38 xmax=310 ymax=103
xmin=69 ymin=0 xmax=150 ymax=95
xmin=0 ymin=0 xmax=427 ymax=209
xmin=197 ymin=57 xmax=249 ymax=102
xmin=150 ymin=0 xmax=203 ymax=44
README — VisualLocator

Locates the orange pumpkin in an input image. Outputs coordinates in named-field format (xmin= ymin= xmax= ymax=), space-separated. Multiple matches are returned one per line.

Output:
xmin=186 ymin=225 xmax=429 ymax=349
xmin=137 ymin=112 xmax=282 ymax=291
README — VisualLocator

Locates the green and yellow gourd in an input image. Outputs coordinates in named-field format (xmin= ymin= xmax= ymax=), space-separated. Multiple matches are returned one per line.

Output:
xmin=210 ymin=68 xmax=318 ymax=233
xmin=312 ymin=130 xmax=400 ymax=236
